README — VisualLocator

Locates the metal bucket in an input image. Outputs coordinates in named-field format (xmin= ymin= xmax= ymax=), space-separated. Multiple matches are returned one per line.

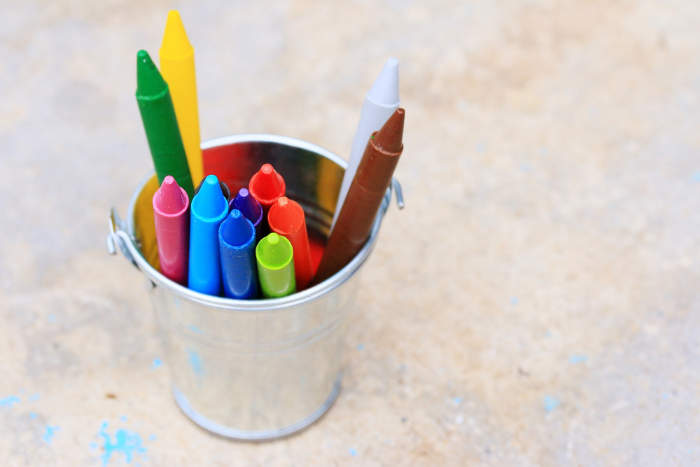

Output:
xmin=107 ymin=134 xmax=404 ymax=440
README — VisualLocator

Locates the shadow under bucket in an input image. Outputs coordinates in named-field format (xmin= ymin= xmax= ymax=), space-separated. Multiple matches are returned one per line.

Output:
xmin=107 ymin=134 xmax=403 ymax=440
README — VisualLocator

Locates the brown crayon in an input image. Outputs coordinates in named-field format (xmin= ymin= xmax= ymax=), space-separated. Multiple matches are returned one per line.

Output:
xmin=314 ymin=108 xmax=405 ymax=283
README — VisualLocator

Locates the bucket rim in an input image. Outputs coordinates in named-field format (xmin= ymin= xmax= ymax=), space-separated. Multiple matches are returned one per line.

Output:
xmin=122 ymin=133 xmax=392 ymax=311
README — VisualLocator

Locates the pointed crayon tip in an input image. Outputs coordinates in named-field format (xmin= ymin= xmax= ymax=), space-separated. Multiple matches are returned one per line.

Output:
xmin=268 ymin=196 xmax=304 ymax=233
xmin=249 ymin=163 xmax=286 ymax=204
xmin=373 ymin=108 xmax=404 ymax=153
xmin=367 ymin=57 xmax=399 ymax=106
xmin=233 ymin=188 xmax=263 ymax=224
xmin=156 ymin=176 xmax=188 ymax=214
xmin=257 ymin=233 xmax=293 ymax=269
xmin=136 ymin=50 xmax=167 ymax=97
xmin=220 ymin=209 xmax=254 ymax=247
xmin=160 ymin=10 xmax=193 ymax=57
xmin=192 ymin=175 xmax=227 ymax=218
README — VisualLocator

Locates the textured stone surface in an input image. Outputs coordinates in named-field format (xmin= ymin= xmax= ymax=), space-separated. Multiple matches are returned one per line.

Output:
xmin=2 ymin=0 xmax=700 ymax=465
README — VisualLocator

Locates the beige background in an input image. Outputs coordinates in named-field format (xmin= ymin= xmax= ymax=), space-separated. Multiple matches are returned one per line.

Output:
xmin=2 ymin=0 xmax=700 ymax=465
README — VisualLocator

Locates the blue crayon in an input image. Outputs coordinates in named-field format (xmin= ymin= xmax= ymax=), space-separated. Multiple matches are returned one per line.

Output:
xmin=188 ymin=175 xmax=229 ymax=295
xmin=230 ymin=188 xmax=264 ymax=239
xmin=218 ymin=209 xmax=258 ymax=299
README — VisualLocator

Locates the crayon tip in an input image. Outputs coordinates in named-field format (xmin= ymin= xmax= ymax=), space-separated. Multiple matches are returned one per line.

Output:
xmin=156 ymin=176 xmax=188 ymax=214
xmin=193 ymin=175 xmax=227 ymax=218
xmin=233 ymin=187 xmax=262 ymax=222
xmin=257 ymin=233 xmax=293 ymax=269
xmin=268 ymin=196 xmax=304 ymax=233
xmin=250 ymin=164 xmax=285 ymax=201
xmin=160 ymin=10 xmax=193 ymax=58
xmin=367 ymin=57 xmax=399 ymax=106
xmin=136 ymin=50 xmax=167 ymax=97
xmin=373 ymin=108 xmax=404 ymax=153
xmin=220 ymin=209 xmax=254 ymax=246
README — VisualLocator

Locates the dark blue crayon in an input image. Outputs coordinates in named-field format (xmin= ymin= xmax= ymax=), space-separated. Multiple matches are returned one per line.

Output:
xmin=188 ymin=174 xmax=229 ymax=295
xmin=230 ymin=187 xmax=264 ymax=239
xmin=218 ymin=209 xmax=258 ymax=299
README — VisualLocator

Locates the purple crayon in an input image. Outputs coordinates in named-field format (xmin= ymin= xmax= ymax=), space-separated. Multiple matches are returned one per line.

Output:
xmin=230 ymin=188 xmax=264 ymax=240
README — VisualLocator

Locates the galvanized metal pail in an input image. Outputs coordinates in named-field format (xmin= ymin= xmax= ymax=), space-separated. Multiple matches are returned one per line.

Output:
xmin=107 ymin=134 xmax=403 ymax=440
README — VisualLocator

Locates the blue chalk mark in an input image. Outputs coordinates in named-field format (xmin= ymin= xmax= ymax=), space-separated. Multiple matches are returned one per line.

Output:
xmin=187 ymin=350 xmax=203 ymax=376
xmin=98 ymin=422 xmax=147 ymax=466
xmin=29 ymin=393 xmax=40 ymax=401
xmin=188 ymin=325 xmax=204 ymax=334
xmin=29 ymin=412 xmax=38 ymax=419
xmin=569 ymin=354 xmax=588 ymax=364
xmin=48 ymin=314 xmax=56 ymax=323
xmin=0 ymin=395 xmax=20 ymax=407
xmin=43 ymin=425 xmax=60 ymax=444
xmin=356 ymin=343 xmax=364 ymax=351
xmin=510 ymin=296 xmax=519 ymax=305
xmin=692 ymin=171 xmax=700 ymax=182
xmin=149 ymin=434 xmax=157 ymax=441
xmin=349 ymin=447 xmax=358 ymax=456
xmin=152 ymin=358 xmax=163 ymax=369
xmin=120 ymin=415 xmax=128 ymax=423
xmin=452 ymin=397 xmax=463 ymax=406
xmin=543 ymin=395 xmax=560 ymax=413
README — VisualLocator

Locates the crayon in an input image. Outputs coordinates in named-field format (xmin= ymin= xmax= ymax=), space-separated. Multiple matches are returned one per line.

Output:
xmin=152 ymin=176 xmax=189 ymax=284
xmin=230 ymin=188 xmax=263 ymax=239
xmin=218 ymin=209 xmax=258 ymax=299
xmin=256 ymin=233 xmax=296 ymax=298
xmin=188 ymin=175 xmax=229 ymax=295
xmin=332 ymin=58 xmax=399 ymax=228
xmin=314 ymin=108 xmax=405 ymax=284
xmin=160 ymin=10 xmax=204 ymax=185
xmin=248 ymin=163 xmax=286 ymax=212
xmin=268 ymin=197 xmax=313 ymax=289
xmin=135 ymin=50 xmax=194 ymax=198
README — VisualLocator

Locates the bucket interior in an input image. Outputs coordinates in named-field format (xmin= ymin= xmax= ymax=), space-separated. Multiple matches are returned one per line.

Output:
xmin=130 ymin=138 xmax=345 ymax=272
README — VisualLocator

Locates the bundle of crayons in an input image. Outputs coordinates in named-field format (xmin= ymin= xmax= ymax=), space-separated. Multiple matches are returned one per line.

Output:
xmin=137 ymin=11 xmax=405 ymax=299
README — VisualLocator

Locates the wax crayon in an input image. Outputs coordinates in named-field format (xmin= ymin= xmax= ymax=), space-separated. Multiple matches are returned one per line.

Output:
xmin=152 ymin=176 xmax=189 ymax=284
xmin=268 ymin=197 xmax=313 ymax=289
xmin=135 ymin=50 xmax=194 ymax=198
xmin=218 ymin=210 xmax=258 ymax=299
xmin=231 ymin=188 xmax=263 ymax=239
xmin=160 ymin=10 xmax=203 ymax=185
xmin=188 ymin=175 xmax=229 ymax=295
xmin=332 ymin=58 xmax=399 ymax=228
xmin=314 ymin=108 xmax=405 ymax=284
xmin=256 ymin=233 xmax=296 ymax=298
xmin=248 ymin=163 xmax=286 ymax=212
xmin=195 ymin=178 xmax=231 ymax=203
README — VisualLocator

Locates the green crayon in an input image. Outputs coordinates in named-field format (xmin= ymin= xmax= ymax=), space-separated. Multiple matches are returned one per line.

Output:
xmin=256 ymin=233 xmax=296 ymax=298
xmin=135 ymin=49 xmax=195 ymax=198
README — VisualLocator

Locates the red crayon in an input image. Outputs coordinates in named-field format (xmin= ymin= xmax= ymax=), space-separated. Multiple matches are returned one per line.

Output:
xmin=152 ymin=175 xmax=190 ymax=284
xmin=268 ymin=197 xmax=313 ymax=289
xmin=248 ymin=163 xmax=286 ymax=212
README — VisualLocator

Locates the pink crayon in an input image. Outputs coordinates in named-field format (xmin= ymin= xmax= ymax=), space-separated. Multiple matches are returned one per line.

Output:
xmin=152 ymin=175 xmax=190 ymax=284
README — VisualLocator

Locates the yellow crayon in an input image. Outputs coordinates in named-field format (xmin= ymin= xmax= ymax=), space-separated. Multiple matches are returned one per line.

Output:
xmin=159 ymin=10 xmax=203 ymax=185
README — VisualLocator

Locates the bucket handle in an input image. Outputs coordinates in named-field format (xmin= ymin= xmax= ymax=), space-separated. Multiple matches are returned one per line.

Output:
xmin=107 ymin=207 xmax=141 ymax=271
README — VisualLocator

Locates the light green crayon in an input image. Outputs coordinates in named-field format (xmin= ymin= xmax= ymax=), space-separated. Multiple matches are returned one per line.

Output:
xmin=255 ymin=233 xmax=296 ymax=298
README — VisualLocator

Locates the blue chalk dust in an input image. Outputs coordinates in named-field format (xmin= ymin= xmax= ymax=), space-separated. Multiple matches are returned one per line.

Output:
xmin=43 ymin=425 xmax=60 ymax=444
xmin=0 ymin=395 xmax=20 ymax=407
xmin=98 ymin=422 xmax=147 ymax=466
xmin=569 ymin=354 xmax=588 ymax=364
xmin=29 ymin=412 xmax=38 ymax=419
xmin=120 ymin=415 xmax=128 ymax=422
xmin=692 ymin=171 xmax=700 ymax=182
xmin=349 ymin=447 xmax=358 ymax=456
xmin=510 ymin=296 xmax=519 ymax=305
xmin=452 ymin=397 xmax=463 ymax=406
xmin=152 ymin=358 xmax=163 ymax=369
xmin=543 ymin=395 xmax=560 ymax=413
xmin=356 ymin=343 xmax=365 ymax=351
xmin=29 ymin=393 xmax=40 ymax=401
xmin=187 ymin=349 xmax=204 ymax=376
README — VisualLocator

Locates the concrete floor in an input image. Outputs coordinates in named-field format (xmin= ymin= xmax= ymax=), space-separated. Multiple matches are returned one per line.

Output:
xmin=2 ymin=0 xmax=699 ymax=465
